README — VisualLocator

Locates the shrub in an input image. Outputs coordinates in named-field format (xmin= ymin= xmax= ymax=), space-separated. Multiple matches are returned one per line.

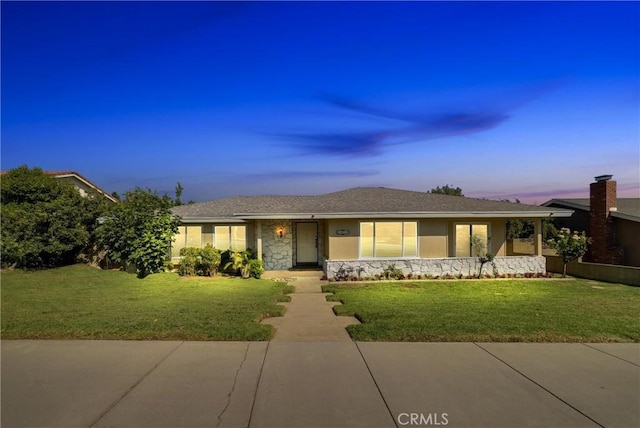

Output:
xmin=245 ymin=259 xmax=264 ymax=279
xmin=178 ymin=247 xmax=199 ymax=276
xmin=222 ymin=248 xmax=260 ymax=279
xmin=178 ymin=245 xmax=221 ymax=277
xmin=382 ymin=264 xmax=403 ymax=280
xmin=199 ymin=244 xmax=221 ymax=276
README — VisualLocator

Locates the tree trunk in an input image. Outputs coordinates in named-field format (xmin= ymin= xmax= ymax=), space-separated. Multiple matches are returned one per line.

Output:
xmin=562 ymin=262 xmax=567 ymax=278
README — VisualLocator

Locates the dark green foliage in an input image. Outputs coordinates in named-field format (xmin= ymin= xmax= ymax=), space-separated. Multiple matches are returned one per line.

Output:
xmin=382 ymin=264 xmax=404 ymax=279
xmin=177 ymin=245 xmax=221 ymax=276
xmin=174 ymin=182 xmax=184 ymax=206
xmin=177 ymin=248 xmax=198 ymax=276
xmin=96 ymin=187 xmax=180 ymax=278
xmin=246 ymin=259 xmax=265 ymax=279
xmin=507 ymin=218 xmax=558 ymax=240
xmin=506 ymin=219 xmax=535 ymax=239
xmin=0 ymin=166 xmax=108 ymax=269
xmin=222 ymin=249 xmax=259 ymax=278
xmin=429 ymin=185 xmax=464 ymax=196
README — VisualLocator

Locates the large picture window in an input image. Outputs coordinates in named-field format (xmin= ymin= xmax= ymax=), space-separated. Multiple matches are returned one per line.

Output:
xmin=171 ymin=225 xmax=202 ymax=258
xmin=455 ymin=223 xmax=489 ymax=257
xmin=215 ymin=225 xmax=247 ymax=251
xmin=359 ymin=221 xmax=418 ymax=258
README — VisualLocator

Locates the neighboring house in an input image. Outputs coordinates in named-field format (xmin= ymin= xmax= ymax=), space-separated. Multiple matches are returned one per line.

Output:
xmin=173 ymin=187 xmax=572 ymax=278
xmin=45 ymin=171 xmax=119 ymax=203
xmin=543 ymin=175 xmax=640 ymax=267
xmin=0 ymin=169 xmax=118 ymax=203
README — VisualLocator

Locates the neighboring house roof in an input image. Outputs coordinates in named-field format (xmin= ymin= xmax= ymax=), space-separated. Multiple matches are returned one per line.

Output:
xmin=1 ymin=169 xmax=117 ymax=203
xmin=43 ymin=171 xmax=119 ymax=203
xmin=542 ymin=198 xmax=640 ymax=223
xmin=174 ymin=187 xmax=573 ymax=222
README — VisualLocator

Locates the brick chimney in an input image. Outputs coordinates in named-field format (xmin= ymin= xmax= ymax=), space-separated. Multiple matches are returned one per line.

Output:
xmin=587 ymin=175 xmax=624 ymax=264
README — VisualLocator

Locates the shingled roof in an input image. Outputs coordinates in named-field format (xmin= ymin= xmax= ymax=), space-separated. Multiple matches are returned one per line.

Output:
xmin=174 ymin=187 xmax=572 ymax=221
xmin=543 ymin=198 xmax=640 ymax=222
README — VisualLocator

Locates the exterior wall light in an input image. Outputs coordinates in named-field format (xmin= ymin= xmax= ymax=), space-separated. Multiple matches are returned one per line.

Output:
xmin=276 ymin=226 xmax=285 ymax=238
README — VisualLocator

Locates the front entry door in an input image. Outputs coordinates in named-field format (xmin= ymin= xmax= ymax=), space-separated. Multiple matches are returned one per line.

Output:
xmin=296 ymin=223 xmax=318 ymax=264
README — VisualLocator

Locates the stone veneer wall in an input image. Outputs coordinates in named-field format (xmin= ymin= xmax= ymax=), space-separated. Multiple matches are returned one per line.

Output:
xmin=325 ymin=256 xmax=546 ymax=279
xmin=260 ymin=219 xmax=293 ymax=270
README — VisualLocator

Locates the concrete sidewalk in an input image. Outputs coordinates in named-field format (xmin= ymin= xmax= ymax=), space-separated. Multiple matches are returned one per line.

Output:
xmin=2 ymin=340 xmax=639 ymax=428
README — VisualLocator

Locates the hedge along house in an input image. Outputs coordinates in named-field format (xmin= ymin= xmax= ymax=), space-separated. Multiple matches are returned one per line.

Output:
xmin=171 ymin=187 xmax=573 ymax=279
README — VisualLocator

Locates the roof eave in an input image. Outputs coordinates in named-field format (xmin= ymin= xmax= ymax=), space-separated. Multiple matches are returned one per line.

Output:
xmin=179 ymin=217 xmax=247 ymax=223
xmin=542 ymin=199 xmax=589 ymax=211
xmin=233 ymin=210 xmax=573 ymax=220
xmin=611 ymin=212 xmax=640 ymax=223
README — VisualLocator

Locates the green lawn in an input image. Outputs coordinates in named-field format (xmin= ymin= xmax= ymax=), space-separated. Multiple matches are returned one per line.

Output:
xmin=324 ymin=279 xmax=640 ymax=342
xmin=1 ymin=264 xmax=293 ymax=340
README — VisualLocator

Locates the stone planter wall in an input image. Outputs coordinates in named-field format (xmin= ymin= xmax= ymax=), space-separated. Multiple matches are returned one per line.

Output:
xmin=325 ymin=256 xmax=546 ymax=279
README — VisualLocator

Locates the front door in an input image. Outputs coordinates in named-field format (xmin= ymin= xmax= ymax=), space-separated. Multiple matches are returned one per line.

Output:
xmin=296 ymin=222 xmax=318 ymax=264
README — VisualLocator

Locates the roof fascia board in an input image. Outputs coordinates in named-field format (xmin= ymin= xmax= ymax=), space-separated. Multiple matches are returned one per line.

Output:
xmin=542 ymin=199 xmax=589 ymax=211
xmin=611 ymin=212 xmax=640 ymax=222
xmin=179 ymin=217 xmax=247 ymax=223
xmin=234 ymin=211 xmax=573 ymax=220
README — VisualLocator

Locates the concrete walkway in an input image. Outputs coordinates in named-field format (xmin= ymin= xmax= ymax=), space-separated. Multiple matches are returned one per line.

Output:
xmin=260 ymin=274 xmax=359 ymax=341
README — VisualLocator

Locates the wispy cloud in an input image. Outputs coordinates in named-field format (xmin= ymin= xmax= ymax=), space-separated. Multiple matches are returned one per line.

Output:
xmin=248 ymin=170 xmax=379 ymax=179
xmin=473 ymin=182 xmax=640 ymax=205
xmin=277 ymin=82 xmax=564 ymax=158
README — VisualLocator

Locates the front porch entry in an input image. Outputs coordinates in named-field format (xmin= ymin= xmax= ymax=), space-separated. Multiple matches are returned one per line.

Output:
xmin=296 ymin=222 xmax=318 ymax=266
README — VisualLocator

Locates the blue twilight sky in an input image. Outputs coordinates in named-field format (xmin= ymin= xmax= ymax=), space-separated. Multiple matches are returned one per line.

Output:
xmin=2 ymin=1 xmax=639 ymax=204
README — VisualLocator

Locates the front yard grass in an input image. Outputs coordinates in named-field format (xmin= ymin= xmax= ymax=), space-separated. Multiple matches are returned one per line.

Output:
xmin=323 ymin=279 xmax=640 ymax=342
xmin=1 ymin=264 xmax=293 ymax=340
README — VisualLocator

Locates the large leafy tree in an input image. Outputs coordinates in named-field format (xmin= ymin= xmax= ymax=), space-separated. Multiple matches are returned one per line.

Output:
xmin=96 ymin=187 xmax=180 ymax=278
xmin=1 ymin=166 xmax=107 ymax=268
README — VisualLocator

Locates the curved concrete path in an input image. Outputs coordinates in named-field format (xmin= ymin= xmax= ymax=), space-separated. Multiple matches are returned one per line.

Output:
xmin=260 ymin=274 xmax=359 ymax=341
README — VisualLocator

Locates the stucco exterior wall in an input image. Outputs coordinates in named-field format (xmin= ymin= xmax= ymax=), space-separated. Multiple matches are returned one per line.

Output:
xmin=491 ymin=220 xmax=507 ymax=256
xmin=325 ymin=256 xmax=546 ymax=279
xmin=327 ymin=219 xmax=359 ymax=260
xmin=419 ymin=220 xmax=447 ymax=257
